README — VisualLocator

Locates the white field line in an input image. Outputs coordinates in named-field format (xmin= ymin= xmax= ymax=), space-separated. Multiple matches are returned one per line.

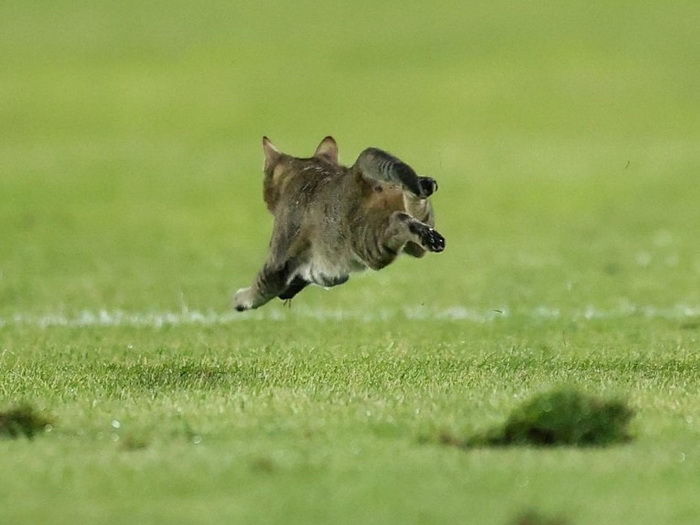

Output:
xmin=1 ymin=304 xmax=699 ymax=328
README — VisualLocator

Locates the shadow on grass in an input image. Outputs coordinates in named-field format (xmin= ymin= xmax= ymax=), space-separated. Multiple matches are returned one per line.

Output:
xmin=0 ymin=403 xmax=53 ymax=439
xmin=431 ymin=387 xmax=633 ymax=449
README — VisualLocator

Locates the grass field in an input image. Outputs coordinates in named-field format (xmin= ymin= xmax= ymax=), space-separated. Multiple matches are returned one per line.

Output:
xmin=2 ymin=1 xmax=700 ymax=523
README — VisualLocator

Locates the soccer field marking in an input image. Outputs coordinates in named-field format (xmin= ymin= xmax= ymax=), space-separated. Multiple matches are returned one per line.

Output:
xmin=1 ymin=304 xmax=699 ymax=328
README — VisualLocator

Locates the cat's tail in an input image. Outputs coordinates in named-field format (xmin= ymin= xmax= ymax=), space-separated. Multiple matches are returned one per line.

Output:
xmin=352 ymin=148 xmax=437 ymax=199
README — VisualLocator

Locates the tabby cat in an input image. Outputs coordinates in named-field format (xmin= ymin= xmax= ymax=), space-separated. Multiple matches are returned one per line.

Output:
xmin=233 ymin=137 xmax=445 ymax=311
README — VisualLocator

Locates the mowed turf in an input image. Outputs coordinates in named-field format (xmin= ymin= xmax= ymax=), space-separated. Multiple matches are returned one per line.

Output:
xmin=1 ymin=1 xmax=700 ymax=524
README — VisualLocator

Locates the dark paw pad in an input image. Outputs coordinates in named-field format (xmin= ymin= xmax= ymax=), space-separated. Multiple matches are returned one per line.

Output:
xmin=420 ymin=227 xmax=446 ymax=252
xmin=418 ymin=177 xmax=438 ymax=198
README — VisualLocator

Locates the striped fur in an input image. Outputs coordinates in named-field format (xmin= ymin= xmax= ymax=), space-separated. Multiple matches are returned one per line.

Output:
xmin=233 ymin=137 xmax=445 ymax=311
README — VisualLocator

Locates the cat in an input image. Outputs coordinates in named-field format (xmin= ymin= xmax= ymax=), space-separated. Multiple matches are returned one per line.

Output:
xmin=233 ymin=136 xmax=445 ymax=311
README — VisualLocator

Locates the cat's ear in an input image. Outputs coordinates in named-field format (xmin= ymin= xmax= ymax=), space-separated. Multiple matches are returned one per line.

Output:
xmin=313 ymin=136 xmax=338 ymax=164
xmin=262 ymin=136 xmax=281 ymax=170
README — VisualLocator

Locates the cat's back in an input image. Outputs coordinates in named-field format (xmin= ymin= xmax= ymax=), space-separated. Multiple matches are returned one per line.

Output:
xmin=274 ymin=158 xmax=356 ymax=214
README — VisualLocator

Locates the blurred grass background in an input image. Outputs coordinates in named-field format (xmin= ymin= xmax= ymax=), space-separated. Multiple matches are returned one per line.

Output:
xmin=1 ymin=0 xmax=699 ymax=314
xmin=2 ymin=3 xmax=700 ymax=524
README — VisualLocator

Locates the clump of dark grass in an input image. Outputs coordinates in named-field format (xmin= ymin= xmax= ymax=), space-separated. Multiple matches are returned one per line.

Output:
xmin=510 ymin=509 xmax=570 ymax=525
xmin=0 ymin=403 xmax=53 ymax=439
xmin=483 ymin=387 xmax=633 ymax=447
xmin=117 ymin=434 xmax=150 ymax=451
xmin=433 ymin=387 xmax=633 ymax=449
xmin=249 ymin=456 xmax=276 ymax=474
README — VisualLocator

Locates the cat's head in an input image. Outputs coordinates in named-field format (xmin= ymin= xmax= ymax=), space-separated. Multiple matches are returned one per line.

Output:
xmin=262 ymin=135 xmax=338 ymax=173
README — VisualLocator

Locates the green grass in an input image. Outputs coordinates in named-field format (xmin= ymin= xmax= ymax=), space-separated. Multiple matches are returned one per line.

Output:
xmin=2 ymin=1 xmax=700 ymax=523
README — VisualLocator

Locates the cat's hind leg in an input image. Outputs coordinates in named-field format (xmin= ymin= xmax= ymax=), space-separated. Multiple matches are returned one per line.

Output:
xmin=278 ymin=276 xmax=309 ymax=301
xmin=418 ymin=176 xmax=438 ymax=197
xmin=233 ymin=259 xmax=299 ymax=311
xmin=353 ymin=148 xmax=439 ymax=199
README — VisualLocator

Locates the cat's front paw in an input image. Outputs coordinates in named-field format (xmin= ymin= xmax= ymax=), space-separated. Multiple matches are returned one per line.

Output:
xmin=420 ymin=227 xmax=446 ymax=252
xmin=418 ymin=176 xmax=438 ymax=198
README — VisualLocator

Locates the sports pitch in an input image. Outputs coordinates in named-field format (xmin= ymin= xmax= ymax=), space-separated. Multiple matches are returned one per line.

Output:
xmin=1 ymin=1 xmax=699 ymax=523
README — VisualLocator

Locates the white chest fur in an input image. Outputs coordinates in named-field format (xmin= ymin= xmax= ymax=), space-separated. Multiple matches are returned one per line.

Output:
xmin=294 ymin=252 xmax=367 ymax=287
